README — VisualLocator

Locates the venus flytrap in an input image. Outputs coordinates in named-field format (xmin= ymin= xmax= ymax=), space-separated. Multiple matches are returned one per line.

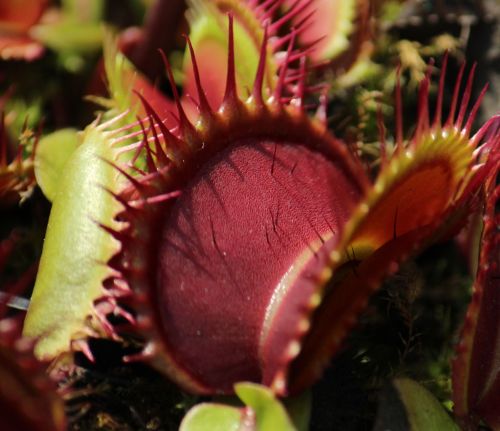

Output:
xmin=23 ymin=117 xmax=133 ymax=361
xmin=43 ymin=17 xmax=496 ymax=400
xmin=9 ymin=2 xmax=499 ymax=430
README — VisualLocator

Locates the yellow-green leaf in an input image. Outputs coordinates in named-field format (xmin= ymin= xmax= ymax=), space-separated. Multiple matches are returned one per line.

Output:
xmin=34 ymin=128 xmax=80 ymax=202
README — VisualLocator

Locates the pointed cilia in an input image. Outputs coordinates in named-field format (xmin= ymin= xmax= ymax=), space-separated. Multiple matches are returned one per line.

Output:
xmin=0 ymin=113 xmax=38 ymax=206
xmin=0 ymin=235 xmax=66 ymax=431
xmin=82 ymin=18 xmax=499 ymax=397
xmin=452 ymin=169 xmax=499 ymax=430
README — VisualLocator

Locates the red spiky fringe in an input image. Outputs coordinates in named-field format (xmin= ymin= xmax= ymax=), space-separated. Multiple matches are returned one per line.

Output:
xmin=183 ymin=0 xmax=322 ymax=114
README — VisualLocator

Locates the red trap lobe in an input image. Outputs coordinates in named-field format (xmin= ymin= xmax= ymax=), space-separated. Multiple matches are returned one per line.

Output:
xmin=157 ymin=139 xmax=360 ymax=392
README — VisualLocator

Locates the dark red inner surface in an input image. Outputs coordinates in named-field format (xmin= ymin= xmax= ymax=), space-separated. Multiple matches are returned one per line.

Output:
xmin=157 ymin=139 xmax=360 ymax=391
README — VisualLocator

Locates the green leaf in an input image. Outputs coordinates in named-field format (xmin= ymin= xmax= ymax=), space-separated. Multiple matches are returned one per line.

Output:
xmin=31 ymin=19 xmax=103 ymax=55
xmin=186 ymin=5 xmax=261 ymax=92
xmin=34 ymin=128 xmax=80 ymax=202
xmin=102 ymin=32 xmax=139 ymax=115
xmin=61 ymin=0 xmax=104 ymax=23
xmin=180 ymin=403 xmax=243 ymax=431
xmin=235 ymin=383 xmax=296 ymax=431
xmin=375 ymin=378 xmax=460 ymax=431
xmin=180 ymin=383 xmax=298 ymax=431
xmin=182 ymin=1 xmax=276 ymax=107
xmin=283 ymin=390 xmax=311 ymax=431
xmin=4 ymin=98 xmax=43 ymax=138
xmin=23 ymin=124 xmax=124 ymax=359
